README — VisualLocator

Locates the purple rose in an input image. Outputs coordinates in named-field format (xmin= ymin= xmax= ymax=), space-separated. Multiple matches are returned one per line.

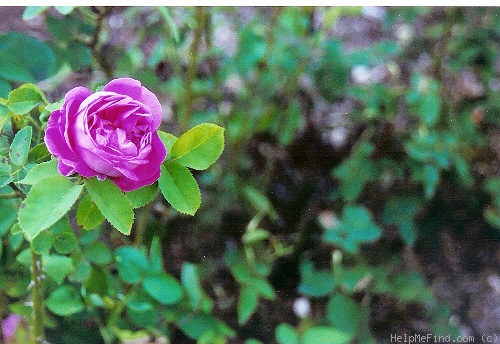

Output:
xmin=45 ymin=78 xmax=166 ymax=191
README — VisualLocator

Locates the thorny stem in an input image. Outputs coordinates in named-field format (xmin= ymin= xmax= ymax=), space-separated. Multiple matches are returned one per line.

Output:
xmin=30 ymin=250 xmax=45 ymax=344
xmin=180 ymin=7 xmax=205 ymax=133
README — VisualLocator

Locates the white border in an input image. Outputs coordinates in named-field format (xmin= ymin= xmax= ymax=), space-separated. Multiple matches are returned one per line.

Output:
xmin=1 ymin=2 xmax=497 ymax=7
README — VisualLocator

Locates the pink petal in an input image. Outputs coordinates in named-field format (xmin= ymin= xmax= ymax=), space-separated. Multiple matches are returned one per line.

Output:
xmin=45 ymin=110 xmax=75 ymax=160
xmin=139 ymin=86 xmax=163 ymax=129
xmin=103 ymin=78 xmax=142 ymax=100
xmin=112 ymin=167 xmax=161 ymax=192
xmin=103 ymin=77 xmax=162 ymax=129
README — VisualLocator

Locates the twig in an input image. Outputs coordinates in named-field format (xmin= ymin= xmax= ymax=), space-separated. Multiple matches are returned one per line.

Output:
xmin=88 ymin=7 xmax=114 ymax=79
xmin=30 ymin=250 xmax=45 ymax=344
xmin=8 ymin=182 xmax=26 ymax=199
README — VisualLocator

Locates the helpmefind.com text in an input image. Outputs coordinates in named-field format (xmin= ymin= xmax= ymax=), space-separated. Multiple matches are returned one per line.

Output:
xmin=390 ymin=333 xmax=498 ymax=343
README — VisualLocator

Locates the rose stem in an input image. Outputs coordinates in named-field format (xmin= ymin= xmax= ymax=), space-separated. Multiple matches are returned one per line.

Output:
xmin=30 ymin=250 xmax=45 ymax=344
xmin=134 ymin=201 xmax=153 ymax=247
xmin=180 ymin=7 xmax=205 ymax=133
xmin=11 ymin=182 xmax=45 ymax=344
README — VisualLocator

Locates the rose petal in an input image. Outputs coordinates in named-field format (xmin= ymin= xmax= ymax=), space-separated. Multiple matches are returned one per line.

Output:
xmin=77 ymin=147 xmax=122 ymax=177
xmin=57 ymin=159 xmax=75 ymax=176
xmin=103 ymin=77 xmax=162 ymax=129
xmin=58 ymin=157 xmax=97 ymax=178
xmin=45 ymin=109 xmax=75 ymax=160
xmin=103 ymin=78 xmax=142 ymax=100
xmin=112 ymin=167 xmax=161 ymax=192
xmin=63 ymin=86 xmax=93 ymax=110
xmin=139 ymin=86 xmax=163 ymax=129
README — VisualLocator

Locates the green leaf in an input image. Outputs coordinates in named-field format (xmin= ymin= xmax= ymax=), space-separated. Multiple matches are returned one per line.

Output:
xmin=158 ymin=161 xmax=201 ymax=215
xmin=66 ymin=40 xmax=92 ymax=71
xmin=17 ymin=249 xmax=74 ymax=284
xmin=391 ymin=272 xmax=434 ymax=303
xmin=302 ymin=326 xmax=352 ymax=344
xmin=48 ymin=216 xmax=77 ymax=254
xmin=298 ymin=262 xmax=335 ymax=297
xmin=115 ymin=246 xmax=150 ymax=284
xmin=484 ymin=208 xmax=500 ymax=229
xmin=332 ymin=142 xmax=377 ymax=202
xmin=157 ymin=7 xmax=180 ymax=43
xmin=52 ymin=230 xmax=77 ymax=254
xmin=55 ymin=6 xmax=74 ymax=15
xmin=423 ymin=164 xmax=439 ymax=199
xmin=127 ymin=297 xmax=157 ymax=328
xmin=76 ymin=194 xmax=105 ymax=230
xmin=9 ymin=231 xmax=24 ymax=251
xmin=84 ymin=266 xmax=108 ymax=295
xmin=181 ymin=263 xmax=204 ymax=309
xmin=0 ymin=104 xmax=11 ymax=132
xmin=83 ymin=241 xmax=112 ymax=266
xmin=43 ymin=253 xmax=73 ymax=284
xmin=0 ymin=80 xmax=11 ymax=98
xmin=246 ymin=340 xmax=263 ymax=344
xmin=314 ymin=39 xmax=349 ymax=101
xmin=170 ymin=123 xmax=224 ymax=170
xmin=0 ymin=32 xmax=55 ymax=82
xmin=0 ymin=199 xmax=17 ymax=236
xmin=254 ymin=278 xmax=276 ymax=300
xmin=279 ymin=100 xmax=302 ymax=145
xmin=243 ymin=186 xmax=278 ymax=219
xmin=242 ymin=228 xmax=271 ymax=244
xmin=323 ymin=205 xmax=382 ymax=253
xmin=19 ymin=176 xmax=83 ymax=241
xmin=157 ymin=130 xmax=177 ymax=155
xmin=485 ymin=177 xmax=500 ymax=206
xmin=238 ymin=286 xmax=259 ymax=324
xmin=22 ymin=6 xmax=48 ymax=20
xmin=0 ymin=155 xmax=11 ymax=176
xmin=46 ymin=285 xmax=83 ymax=316
xmin=85 ymin=178 xmax=134 ymax=235
xmin=7 ymin=84 xmax=46 ymax=114
xmin=149 ymin=236 xmax=163 ymax=273
xmin=19 ymin=159 xmax=58 ymax=184
xmin=28 ymin=143 xmax=51 ymax=164
xmin=382 ymin=197 xmax=421 ymax=246
xmin=0 ymin=175 xmax=13 ymax=189
xmin=418 ymin=94 xmax=441 ymax=126
xmin=230 ymin=262 xmax=254 ymax=285
xmin=276 ymin=323 xmax=299 ymax=344
xmin=178 ymin=313 xmax=224 ymax=340
xmin=9 ymin=126 xmax=32 ymax=166
xmin=69 ymin=253 xmax=91 ymax=282
xmin=143 ymin=272 xmax=183 ymax=305
xmin=125 ymin=184 xmax=158 ymax=208
xmin=326 ymin=294 xmax=360 ymax=336
xmin=31 ymin=230 xmax=52 ymax=254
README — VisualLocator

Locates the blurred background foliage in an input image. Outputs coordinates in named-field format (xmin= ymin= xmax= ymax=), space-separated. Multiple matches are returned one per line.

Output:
xmin=0 ymin=6 xmax=499 ymax=344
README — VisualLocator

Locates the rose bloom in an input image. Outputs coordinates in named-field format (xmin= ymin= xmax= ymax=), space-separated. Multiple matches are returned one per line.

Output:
xmin=45 ymin=78 xmax=166 ymax=191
